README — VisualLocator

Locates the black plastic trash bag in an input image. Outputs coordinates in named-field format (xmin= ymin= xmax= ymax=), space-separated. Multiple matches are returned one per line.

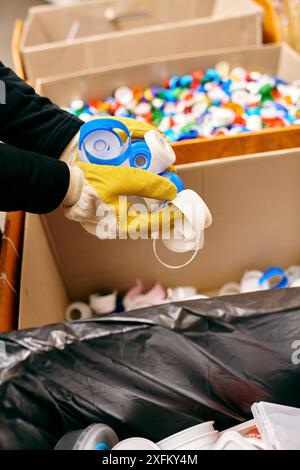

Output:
xmin=1 ymin=288 xmax=300 ymax=449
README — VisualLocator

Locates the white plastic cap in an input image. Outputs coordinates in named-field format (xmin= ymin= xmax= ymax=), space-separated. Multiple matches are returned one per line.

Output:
xmin=163 ymin=190 xmax=212 ymax=253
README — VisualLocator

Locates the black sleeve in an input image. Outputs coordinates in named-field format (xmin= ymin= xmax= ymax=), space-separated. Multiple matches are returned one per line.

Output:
xmin=0 ymin=143 xmax=70 ymax=213
xmin=0 ymin=62 xmax=83 ymax=158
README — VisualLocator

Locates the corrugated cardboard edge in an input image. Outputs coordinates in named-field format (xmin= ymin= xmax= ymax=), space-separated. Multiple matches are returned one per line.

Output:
xmin=0 ymin=212 xmax=25 ymax=332
xmin=19 ymin=148 xmax=300 ymax=329
xmin=36 ymin=43 xmax=300 ymax=164
xmin=21 ymin=0 xmax=262 ymax=50
xmin=18 ymin=213 xmax=69 ymax=330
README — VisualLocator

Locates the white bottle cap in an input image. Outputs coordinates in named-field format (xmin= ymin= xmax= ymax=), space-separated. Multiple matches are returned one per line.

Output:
xmin=65 ymin=302 xmax=92 ymax=321
xmin=163 ymin=190 xmax=212 ymax=253
xmin=144 ymin=130 xmax=176 ymax=174
xmin=219 ymin=283 xmax=241 ymax=296
xmin=152 ymin=190 xmax=212 ymax=270
xmin=78 ymin=130 xmax=123 ymax=164
xmin=240 ymin=270 xmax=269 ymax=293
xmin=167 ymin=286 xmax=197 ymax=301
xmin=70 ymin=99 xmax=84 ymax=111
xmin=89 ymin=291 xmax=117 ymax=315
xmin=209 ymin=107 xmax=235 ymax=128
xmin=246 ymin=115 xmax=262 ymax=132
xmin=215 ymin=61 xmax=230 ymax=79
xmin=114 ymin=86 xmax=134 ymax=106
xmin=134 ymin=102 xmax=151 ymax=116
xmin=230 ymin=67 xmax=247 ymax=81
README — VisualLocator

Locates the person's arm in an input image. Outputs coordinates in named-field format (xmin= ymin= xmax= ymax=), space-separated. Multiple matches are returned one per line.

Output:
xmin=0 ymin=143 xmax=69 ymax=213
xmin=0 ymin=62 xmax=82 ymax=158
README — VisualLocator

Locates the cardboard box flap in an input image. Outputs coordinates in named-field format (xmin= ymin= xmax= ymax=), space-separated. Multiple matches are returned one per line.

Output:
xmin=38 ymin=150 xmax=300 ymax=301
xmin=20 ymin=214 xmax=69 ymax=328
xmin=213 ymin=0 xmax=262 ymax=17
xmin=20 ymin=0 xmax=262 ymax=82
xmin=19 ymin=148 xmax=300 ymax=329
xmin=38 ymin=44 xmax=289 ymax=107
xmin=22 ymin=0 xmax=260 ymax=48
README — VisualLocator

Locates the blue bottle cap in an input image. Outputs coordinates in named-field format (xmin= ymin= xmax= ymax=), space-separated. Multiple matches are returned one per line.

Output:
xmin=179 ymin=74 xmax=193 ymax=88
xmin=222 ymin=78 xmax=232 ymax=95
xmin=164 ymin=90 xmax=177 ymax=103
xmin=212 ymin=100 xmax=222 ymax=107
xmin=275 ymin=77 xmax=288 ymax=85
xmin=159 ymin=171 xmax=184 ymax=193
xmin=95 ymin=442 xmax=110 ymax=451
xmin=246 ymin=107 xmax=261 ymax=116
xmin=169 ymin=76 xmax=180 ymax=89
xmin=275 ymin=103 xmax=288 ymax=114
xmin=129 ymin=141 xmax=152 ymax=170
xmin=204 ymin=69 xmax=221 ymax=83
xmin=78 ymin=118 xmax=132 ymax=166
xmin=259 ymin=267 xmax=289 ymax=289
xmin=178 ymin=129 xmax=199 ymax=141
xmin=164 ymin=129 xmax=177 ymax=141
xmin=286 ymin=114 xmax=296 ymax=123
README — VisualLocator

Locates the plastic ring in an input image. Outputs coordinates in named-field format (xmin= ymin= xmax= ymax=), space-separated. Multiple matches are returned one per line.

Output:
xmin=152 ymin=237 xmax=199 ymax=270
xmin=259 ymin=267 xmax=289 ymax=289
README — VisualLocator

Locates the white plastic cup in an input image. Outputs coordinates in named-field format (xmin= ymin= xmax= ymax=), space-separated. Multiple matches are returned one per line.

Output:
xmin=176 ymin=431 xmax=219 ymax=450
xmin=157 ymin=422 xmax=215 ymax=450
xmin=89 ymin=291 xmax=117 ymax=315
xmin=112 ymin=438 xmax=160 ymax=450
xmin=213 ymin=431 xmax=257 ymax=450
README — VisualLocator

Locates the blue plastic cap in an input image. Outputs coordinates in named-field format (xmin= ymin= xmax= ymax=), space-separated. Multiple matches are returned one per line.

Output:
xmin=78 ymin=118 xmax=132 ymax=166
xmin=259 ymin=267 xmax=289 ymax=289
xmin=95 ymin=442 xmax=110 ymax=451
xmin=169 ymin=76 xmax=180 ymax=89
xmin=179 ymin=75 xmax=193 ymax=87
xmin=129 ymin=141 xmax=152 ymax=170
xmin=204 ymin=69 xmax=221 ymax=83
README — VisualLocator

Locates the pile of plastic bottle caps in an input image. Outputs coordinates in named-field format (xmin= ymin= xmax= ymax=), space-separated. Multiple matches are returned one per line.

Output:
xmin=67 ymin=62 xmax=300 ymax=142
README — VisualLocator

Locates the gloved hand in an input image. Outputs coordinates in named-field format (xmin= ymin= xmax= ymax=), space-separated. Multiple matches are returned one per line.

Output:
xmin=61 ymin=117 xmax=179 ymax=238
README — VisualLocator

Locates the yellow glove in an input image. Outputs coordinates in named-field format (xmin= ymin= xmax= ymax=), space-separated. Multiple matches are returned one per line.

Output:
xmin=61 ymin=117 xmax=180 ymax=238
xmin=113 ymin=116 xmax=159 ymax=140
xmin=75 ymin=162 xmax=179 ymax=238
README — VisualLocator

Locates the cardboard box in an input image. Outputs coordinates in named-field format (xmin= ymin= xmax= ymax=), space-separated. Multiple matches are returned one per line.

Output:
xmin=37 ymin=43 xmax=300 ymax=164
xmin=20 ymin=0 xmax=262 ymax=82
xmin=19 ymin=148 xmax=300 ymax=329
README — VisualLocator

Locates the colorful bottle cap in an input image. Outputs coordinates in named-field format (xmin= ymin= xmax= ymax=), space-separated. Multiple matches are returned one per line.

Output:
xmin=259 ymin=267 xmax=289 ymax=289
xmin=114 ymin=86 xmax=134 ymax=106
xmin=68 ymin=63 xmax=300 ymax=144
xmin=159 ymin=171 xmax=184 ymax=193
